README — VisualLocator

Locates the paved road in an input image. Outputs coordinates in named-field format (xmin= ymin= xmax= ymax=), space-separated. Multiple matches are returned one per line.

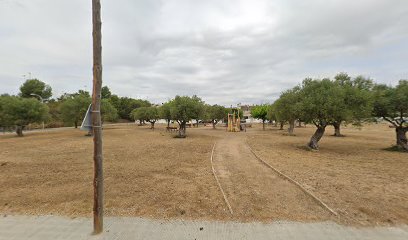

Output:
xmin=1 ymin=215 xmax=407 ymax=240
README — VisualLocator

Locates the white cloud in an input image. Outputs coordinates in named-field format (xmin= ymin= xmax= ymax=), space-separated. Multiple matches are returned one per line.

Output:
xmin=0 ymin=0 xmax=407 ymax=105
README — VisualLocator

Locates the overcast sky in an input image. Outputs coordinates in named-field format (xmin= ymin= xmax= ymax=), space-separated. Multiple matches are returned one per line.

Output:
xmin=0 ymin=0 xmax=407 ymax=105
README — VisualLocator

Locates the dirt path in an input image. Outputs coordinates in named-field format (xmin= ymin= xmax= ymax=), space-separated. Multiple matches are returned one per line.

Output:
xmin=212 ymin=133 xmax=333 ymax=222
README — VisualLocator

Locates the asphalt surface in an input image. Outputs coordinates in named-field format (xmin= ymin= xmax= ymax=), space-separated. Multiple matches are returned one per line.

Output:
xmin=1 ymin=215 xmax=407 ymax=240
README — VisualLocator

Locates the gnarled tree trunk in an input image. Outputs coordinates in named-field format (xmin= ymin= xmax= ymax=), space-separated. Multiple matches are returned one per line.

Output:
xmin=262 ymin=120 xmax=265 ymax=130
xmin=177 ymin=122 xmax=186 ymax=138
xmin=167 ymin=119 xmax=170 ymax=128
xmin=150 ymin=121 xmax=155 ymax=129
xmin=74 ymin=121 xmax=78 ymax=128
xmin=333 ymin=121 xmax=343 ymax=137
xmin=16 ymin=125 xmax=23 ymax=137
xmin=396 ymin=127 xmax=408 ymax=151
xmin=212 ymin=120 xmax=217 ymax=129
xmin=308 ymin=126 xmax=326 ymax=150
xmin=279 ymin=121 xmax=284 ymax=130
xmin=288 ymin=120 xmax=295 ymax=135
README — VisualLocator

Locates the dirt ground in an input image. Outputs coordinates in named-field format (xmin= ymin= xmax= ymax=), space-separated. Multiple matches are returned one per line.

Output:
xmin=0 ymin=123 xmax=407 ymax=226
xmin=0 ymin=125 xmax=226 ymax=221
xmin=246 ymin=123 xmax=408 ymax=226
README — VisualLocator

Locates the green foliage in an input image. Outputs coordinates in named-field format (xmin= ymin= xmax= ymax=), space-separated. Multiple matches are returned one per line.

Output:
xmin=267 ymin=104 xmax=277 ymax=122
xmin=274 ymin=86 xmax=302 ymax=123
xmin=333 ymin=73 xmax=373 ymax=124
xmin=251 ymin=104 xmax=269 ymax=122
xmin=206 ymin=104 xmax=226 ymax=126
xmin=0 ymin=95 xmax=49 ymax=128
xmin=373 ymin=80 xmax=408 ymax=127
xmin=300 ymin=78 xmax=346 ymax=127
xmin=116 ymin=97 xmax=151 ymax=120
xmin=191 ymin=95 xmax=206 ymax=122
xmin=101 ymin=99 xmax=118 ymax=122
xmin=60 ymin=92 xmax=91 ymax=128
xmin=19 ymin=79 xmax=52 ymax=100
xmin=226 ymin=107 xmax=243 ymax=118
xmin=131 ymin=107 xmax=159 ymax=122
xmin=169 ymin=96 xmax=199 ymax=124
xmin=101 ymin=86 xmax=112 ymax=99
xmin=159 ymin=102 xmax=172 ymax=121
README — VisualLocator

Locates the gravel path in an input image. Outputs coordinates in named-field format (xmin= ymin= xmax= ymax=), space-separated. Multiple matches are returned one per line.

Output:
xmin=1 ymin=215 xmax=407 ymax=240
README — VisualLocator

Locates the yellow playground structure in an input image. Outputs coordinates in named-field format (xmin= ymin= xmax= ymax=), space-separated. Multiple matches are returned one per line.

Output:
xmin=227 ymin=111 xmax=241 ymax=132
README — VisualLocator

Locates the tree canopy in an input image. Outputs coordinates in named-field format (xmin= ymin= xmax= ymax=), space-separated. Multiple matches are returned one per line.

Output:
xmin=373 ymin=80 xmax=408 ymax=150
xmin=169 ymin=95 xmax=200 ymax=137
xmin=60 ymin=92 xmax=91 ymax=128
xmin=299 ymin=78 xmax=346 ymax=149
xmin=0 ymin=95 xmax=49 ymax=136
xmin=251 ymin=104 xmax=269 ymax=130
xmin=20 ymin=79 xmax=52 ymax=100
xmin=206 ymin=104 xmax=227 ymax=129
xmin=273 ymin=86 xmax=302 ymax=135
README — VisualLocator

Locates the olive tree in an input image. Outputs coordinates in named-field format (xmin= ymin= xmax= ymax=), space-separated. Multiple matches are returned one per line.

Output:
xmin=373 ymin=80 xmax=408 ymax=151
xmin=274 ymin=86 xmax=302 ymax=135
xmin=300 ymin=78 xmax=346 ymax=150
xmin=206 ymin=104 xmax=226 ymax=129
xmin=251 ymin=104 xmax=269 ymax=130
xmin=332 ymin=73 xmax=373 ymax=136
xmin=131 ymin=107 xmax=146 ymax=125
xmin=159 ymin=102 xmax=172 ymax=128
xmin=191 ymin=95 xmax=205 ymax=127
xmin=169 ymin=96 xmax=199 ymax=138
xmin=19 ymin=79 xmax=52 ymax=100
xmin=131 ymin=107 xmax=159 ymax=129
xmin=0 ymin=96 xmax=49 ymax=136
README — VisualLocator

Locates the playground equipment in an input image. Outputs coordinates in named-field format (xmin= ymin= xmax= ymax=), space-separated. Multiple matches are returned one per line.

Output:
xmin=227 ymin=111 xmax=241 ymax=132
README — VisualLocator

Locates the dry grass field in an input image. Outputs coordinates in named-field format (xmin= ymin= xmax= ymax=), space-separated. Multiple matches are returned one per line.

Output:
xmin=247 ymin=123 xmax=408 ymax=226
xmin=0 ymin=123 xmax=407 ymax=226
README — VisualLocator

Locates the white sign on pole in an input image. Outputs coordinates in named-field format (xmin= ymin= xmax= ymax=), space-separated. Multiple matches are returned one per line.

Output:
xmin=80 ymin=104 xmax=93 ymax=131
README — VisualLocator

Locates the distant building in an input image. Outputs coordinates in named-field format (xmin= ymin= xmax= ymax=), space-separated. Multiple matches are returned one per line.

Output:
xmin=239 ymin=104 xmax=262 ymax=123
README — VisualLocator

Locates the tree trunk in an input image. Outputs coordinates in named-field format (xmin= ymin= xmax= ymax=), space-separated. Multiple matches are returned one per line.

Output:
xmin=279 ymin=121 xmax=284 ymax=130
xmin=16 ymin=125 xmax=23 ymax=137
xmin=288 ymin=120 xmax=295 ymax=135
xmin=177 ymin=122 xmax=186 ymax=138
xmin=298 ymin=120 xmax=302 ymax=127
xmin=308 ymin=126 xmax=326 ymax=150
xmin=167 ymin=119 xmax=170 ymax=128
xmin=196 ymin=119 xmax=199 ymax=128
xmin=75 ymin=121 xmax=78 ymax=128
xmin=262 ymin=120 xmax=265 ymax=130
xmin=150 ymin=121 xmax=155 ymax=129
xmin=212 ymin=120 xmax=216 ymax=129
xmin=396 ymin=127 xmax=408 ymax=151
xmin=333 ymin=121 xmax=343 ymax=137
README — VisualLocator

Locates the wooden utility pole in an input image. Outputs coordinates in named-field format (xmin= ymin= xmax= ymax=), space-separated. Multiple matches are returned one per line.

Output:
xmin=92 ymin=0 xmax=104 ymax=234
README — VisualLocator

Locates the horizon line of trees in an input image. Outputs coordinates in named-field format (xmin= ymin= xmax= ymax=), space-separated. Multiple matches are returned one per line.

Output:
xmin=264 ymin=73 xmax=407 ymax=151
xmin=0 ymin=74 xmax=407 ymax=152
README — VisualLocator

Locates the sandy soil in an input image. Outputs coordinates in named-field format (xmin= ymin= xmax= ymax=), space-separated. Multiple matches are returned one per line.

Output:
xmin=246 ymin=123 xmax=408 ymax=226
xmin=0 ymin=123 xmax=406 ymax=226
xmin=0 ymin=124 xmax=226 ymax=221
xmin=212 ymin=134 xmax=333 ymax=222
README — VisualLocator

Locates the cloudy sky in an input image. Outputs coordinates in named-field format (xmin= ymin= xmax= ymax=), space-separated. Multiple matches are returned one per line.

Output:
xmin=0 ymin=0 xmax=407 ymax=105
